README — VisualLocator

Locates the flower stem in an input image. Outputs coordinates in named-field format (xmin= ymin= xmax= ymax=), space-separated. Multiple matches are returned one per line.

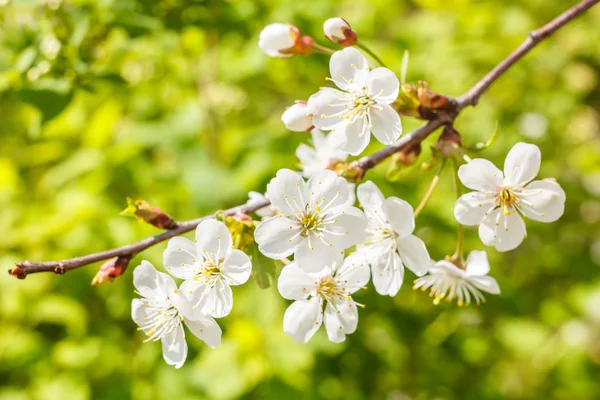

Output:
xmin=452 ymin=158 xmax=465 ymax=264
xmin=354 ymin=42 xmax=387 ymax=68
xmin=311 ymin=42 xmax=336 ymax=55
xmin=414 ymin=159 xmax=446 ymax=218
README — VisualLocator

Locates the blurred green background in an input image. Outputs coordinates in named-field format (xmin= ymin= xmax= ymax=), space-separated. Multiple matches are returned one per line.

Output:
xmin=1 ymin=0 xmax=600 ymax=399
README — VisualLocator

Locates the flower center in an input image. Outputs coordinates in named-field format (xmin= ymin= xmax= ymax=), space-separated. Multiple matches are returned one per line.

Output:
xmin=347 ymin=92 xmax=375 ymax=120
xmin=495 ymin=186 xmax=521 ymax=214
xmin=316 ymin=277 xmax=348 ymax=302
xmin=139 ymin=300 xmax=182 ymax=343
xmin=298 ymin=209 xmax=323 ymax=236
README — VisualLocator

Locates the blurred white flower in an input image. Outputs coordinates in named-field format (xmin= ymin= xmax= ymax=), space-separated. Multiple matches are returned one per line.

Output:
xmin=40 ymin=34 xmax=61 ymax=59
xmin=518 ymin=112 xmax=548 ymax=139
xmin=413 ymin=251 xmax=500 ymax=306
xmin=278 ymin=253 xmax=370 ymax=343
xmin=282 ymin=102 xmax=313 ymax=132
xmin=259 ymin=23 xmax=311 ymax=58
xmin=296 ymin=129 xmax=348 ymax=178
xmin=131 ymin=261 xmax=221 ymax=369
xmin=254 ymin=169 xmax=366 ymax=274
xmin=323 ymin=17 xmax=357 ymax=46
xmin=356 ymin=181 xmax=432 ymax=296
xmin=247 ymin=191 xmax=277 ymax=218
xmin=308 ymin=47 xmax=402 ymax=155
xmin=455 ymin=142 xmax=565 ymax=252
xmin=162 ymin=220 xmax=252 ymax=318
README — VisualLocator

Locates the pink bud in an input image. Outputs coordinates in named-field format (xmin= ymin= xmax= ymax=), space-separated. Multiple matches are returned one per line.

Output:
xmin=323 ymin=18 xmax=357 ymax=46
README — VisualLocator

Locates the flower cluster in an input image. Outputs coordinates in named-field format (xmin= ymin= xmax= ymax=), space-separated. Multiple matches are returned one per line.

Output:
xmin=130 ymin=17 xmax=567 ymax=368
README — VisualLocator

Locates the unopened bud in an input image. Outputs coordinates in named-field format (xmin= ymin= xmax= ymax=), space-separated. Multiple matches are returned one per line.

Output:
xmin=335 ymin=162 xmax=364 ymax=183
xmin=215 ymin=212 xmax=256 ymax=251
xmin=417 ymin=81 xmax=451 ymax=110
xmin=435 ymin=125 xmax=463 ymax=158
xmin=386 ymin=144 xmax=421 ymax=181
xmin=323 ymin=18 xmax=357 ymax=46
xmin=121 ymin=198 xmax=177 ymax=230
xmin=281 ymin=101 xmax=313 ymax=132
xmin=259 ymin=23 xmax=313 ymax=58
xmin=91 ymin=255 xmax=131 ymax=286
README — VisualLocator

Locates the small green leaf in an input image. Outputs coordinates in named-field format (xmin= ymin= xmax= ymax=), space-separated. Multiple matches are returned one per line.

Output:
xmin=400 ymin=50 xmax=410 ymax=84
xmin=467 ymin=122 xmax=500 ymax=152
xmin=250 ymin=243 xmax=277 ymax=289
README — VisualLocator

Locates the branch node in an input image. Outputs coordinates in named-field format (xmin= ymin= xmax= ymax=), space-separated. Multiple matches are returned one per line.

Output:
xmin=54 ymin=263 xmax=66 ymax=275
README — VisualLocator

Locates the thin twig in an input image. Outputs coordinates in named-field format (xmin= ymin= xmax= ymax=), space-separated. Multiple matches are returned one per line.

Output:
xmin=10 ymin=0 xmax=598 ymax=279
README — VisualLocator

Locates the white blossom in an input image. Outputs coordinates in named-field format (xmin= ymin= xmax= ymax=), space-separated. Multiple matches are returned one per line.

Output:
xmin=296 ymin=129 xmax=348 ymax=178
xmin=323 ymin=17 xmax=357 ymax=46
xmin=162 ymin=220 xmax=252 ymax=318
xmin=454 ymin=142 xmax=566 ymax=252
xmin=278 ymin=253 xmax=370 ymax=343
xmin=282 ymin=102 xmax=313 ymax=132
xmin=356 ymin=181 xmax=432 ymax=296
xmin=413 ymin=251 xmax=500 ymax=306
xmin=131 ymin=261 xmax=221 ymax=369
xmin=307 ymin=47 xmax=402 ymax=156
xmin=247 ymin=191 xmax=277 ymax=218
xmin=254 ymin=169 xmax=367 ymax=274
xmin=259 ymin=23 xmax=304 ymax=58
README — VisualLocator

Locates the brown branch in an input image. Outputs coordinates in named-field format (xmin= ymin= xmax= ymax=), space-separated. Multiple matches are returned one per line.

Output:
xmin=9 ymin=0 xmax=598 ymax=279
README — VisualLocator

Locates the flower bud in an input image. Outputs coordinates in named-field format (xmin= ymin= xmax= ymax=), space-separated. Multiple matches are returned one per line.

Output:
xmin=323 ymin=18 xmax=357 ymax=46
xmin=417 ymin=81 xmax=451 ymax=110
xmin=281 ymin=101 xmax=313 ymax=132
xmin=259 ymin=23 xmax=313 ymax=58
xmin=120 ymin=198 xmax=177 ymax=230
xmin=435 ymin=125 xmax=463 ymax=158
xmin=91 ymin=255 xmax=131 ymax=286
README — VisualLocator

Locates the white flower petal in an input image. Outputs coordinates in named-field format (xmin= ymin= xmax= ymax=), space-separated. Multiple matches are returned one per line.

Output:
xmin=266 ymin=168 xmax=309 ymax=216
xmin=294 ymin=234 xmax=339 ymax=274
xmin=196 ymin=280 xmax=234 ymax=318
xmin=277 ymin=262 xmax=318 ymax=300
xmin=383 ymin=197 xmax=415 ymax=238
xmin=478 ymin=209 xmax=527 ymax=252
xmin=504 ymin=142 xmax=541 ymax=186
xmin=247 ymin=191 xmax=274 ymax=218
xmin=458 ymin=159 xmax=503 ymax=192
xmin=282 ymin=103 xmax=312 ymax=132
xmin=335 ymin=252 xmax=371 ymax=294
xmin=337 ymin=117 xmax=371 ymax=156
xmin=222 ymin=249 xmax=252 ymax=285
xmin=133 ymin=261 xmax=167 ymax=300
xmin=366 ymin=67 xmax=400 ymax=104
xmin=357 ymin=180 xmax=385 ymax=219
xmin=468 ymin=275 xmax=501 ymax=295
xmin=396 ymin=234 xmax=431 ymax=276
xmin=131 ymin=298 xmax=148 ymax=328
xmin=307 ymin=169 xmax=350 ymax=212
xmin=454 ymin=192 xmax=496 ymax=226
xmin=184 ymin=316 xmax=222 ymax=348
xmin=325 ymin=206 xmax=367 ymax=249
xmin=329 ymin=47 xmax=369 ymax=91
xmin=283 ymin=297 xmax=323 ymax=344
xmin=308 ymin=88 xmax=349 ymax=130
xmin=369 ymin=103 xmax=401 ymax=145
xmin=195 ymin=220 xmax=232 ymax=261
xmin=161 ymin=324 xmax=187 ymax=369
xmin=520 ymin=179 xmax=565 ymax=222
xmin=370 ymin=251 xmax=404 ymax=296
xmin=258 ymin=23 xmax=295 ymax=57
xmin=163 ymin=237 xmax=199 ymax=279
xmin=323 ymin=300 xmax=359 ymax=343
xmin=465 ymin=250 xmax=490 ymax=276
xmin=255 ymin=216 xmax=302 ymax=259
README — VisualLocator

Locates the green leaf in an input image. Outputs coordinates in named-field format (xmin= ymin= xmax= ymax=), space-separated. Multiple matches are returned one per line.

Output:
xmin=249 ymin=243 xmax=277 ymax=289
xmin=466 ymin=122 xmax=500 ymax=152
xmin=400 ymin=50 xmax=410 ymax=84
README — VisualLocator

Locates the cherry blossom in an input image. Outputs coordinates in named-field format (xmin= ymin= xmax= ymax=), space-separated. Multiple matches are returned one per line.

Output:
xmin=131 ymin=261 xmax=221 ymax=368
xmin=282 ymin=102 xmax=313 ymax=132
xmin=278 ymin=253 xmax=370 ymax=343
xmin=258 ymin=23 xmax=311 ymax=57
xmin=307 ymin=47 xmax=402 ymax=155
xmin=454 ymin=142 xmax=565 ymax=251
xmin=296 ymin=129 xmax=348 ymax=178
xmin=413 ymin=251 xmax=500 ymax=306
xmin=356 ymin=181 xmax=432 ymax=296
xmin=162 ymin=220 xmax=252 ymax=318
xmin=254 ymin=169 xmax=366 ymax=274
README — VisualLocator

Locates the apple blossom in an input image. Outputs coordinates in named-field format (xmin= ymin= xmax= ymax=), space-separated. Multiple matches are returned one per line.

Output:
xmin=323 ymin=17 xmax=357 ymax=46
xmin=356 ymin=181 xmax=432 ymax=296
xmin=254 ymin=169 xmax=366 ymax=274
xmin=413 ymin=251 xmax=500 ymax=306
xmin=454 ymin=142 xmax=565 ymax=252
xmin=162 ymin=220 xmax=252 ymax=318
xmin=131 ymin=261 xmax=221 ymax=369
xmin=307 ymin=47 xmax=402 ymax=155
xmin=278 ymin=252 xmax=370 ymax=343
